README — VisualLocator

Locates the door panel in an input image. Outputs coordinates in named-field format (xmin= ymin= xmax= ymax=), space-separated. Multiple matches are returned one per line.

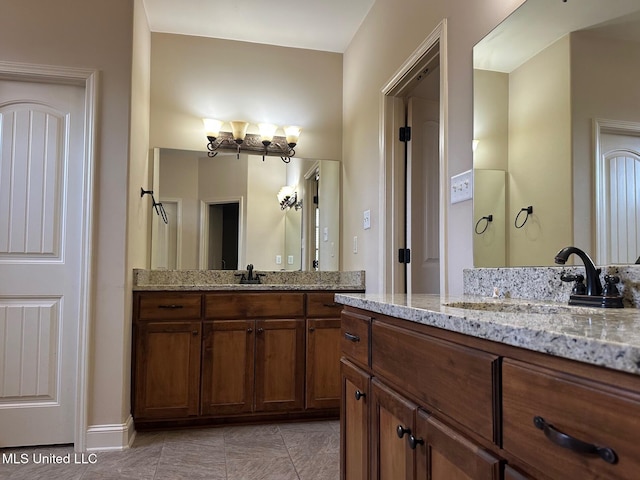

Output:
xmin=599 ymin=132 xmax=640 ymax=264
xmin=407 ymin=96 xmax=440 ymax=294
xmin=371 ymin=378 xmax=416 ymax=480
xmin=0 ymin=79 xmax=85 ymax=447
xmin=255 ymin=318 xmax=304 ymax=411
xmin=201 ymin=320 xmax=255 ymax=415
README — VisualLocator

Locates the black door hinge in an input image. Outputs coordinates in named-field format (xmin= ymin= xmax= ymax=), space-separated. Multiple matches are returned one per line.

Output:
xmin=398 ymin=248 xmax=411 ymax=264
xmin=399 ymin=126 xmax=411 ymax=142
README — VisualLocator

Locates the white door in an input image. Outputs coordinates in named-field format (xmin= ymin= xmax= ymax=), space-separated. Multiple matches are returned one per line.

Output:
xmin=599 ymin=131 xmax=640 ymax=264
xmin=407 ymin=96 xmax=440 ymax=294
xmin=0 ymin=78 xmax=85 ymax=447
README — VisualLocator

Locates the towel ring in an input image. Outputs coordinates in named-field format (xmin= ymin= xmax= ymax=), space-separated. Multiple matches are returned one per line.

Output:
xmin=514 ymin=206 xmax=533 ymax=229
xmin=475 ymin=214 xmax=493 ymax=234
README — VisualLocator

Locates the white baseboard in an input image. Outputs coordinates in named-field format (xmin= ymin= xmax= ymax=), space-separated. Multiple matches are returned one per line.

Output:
xmin=85 ymin=415 xmax=136 ymax=452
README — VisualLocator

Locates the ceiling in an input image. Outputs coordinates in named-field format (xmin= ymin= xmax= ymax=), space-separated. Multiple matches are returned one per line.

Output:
xmin=142 ymin=0 xmax=375 ymax=53
xmin=474 ymin=0 xmax=640 ymax=73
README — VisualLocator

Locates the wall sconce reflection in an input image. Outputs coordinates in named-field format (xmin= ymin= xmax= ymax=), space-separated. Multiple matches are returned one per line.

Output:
xmin=277 ymin=185 xmax=302 ymax=210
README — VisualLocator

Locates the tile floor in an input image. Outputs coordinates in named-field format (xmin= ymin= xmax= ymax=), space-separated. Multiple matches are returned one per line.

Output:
xmin=0 ymin=420 xmax=340 ymax=480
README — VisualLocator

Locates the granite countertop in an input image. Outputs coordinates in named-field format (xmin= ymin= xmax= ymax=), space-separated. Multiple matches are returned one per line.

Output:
xmin=334 ymin=293 xmax=640 ymax=376
xmin=133 ymin=269 xmax=365 ymax=292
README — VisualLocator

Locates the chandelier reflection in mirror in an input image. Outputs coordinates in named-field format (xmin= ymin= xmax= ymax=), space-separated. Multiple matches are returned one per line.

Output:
xmin=277 ymin=185 xmax=302 ymax=210
xmin=203 ymin=119 xmax=301 ymax=163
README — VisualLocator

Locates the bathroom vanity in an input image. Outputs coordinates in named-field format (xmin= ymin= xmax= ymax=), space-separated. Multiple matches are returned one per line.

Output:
xmin=131 ymin=269 xmax=364 ymax=429
xmin=337 ymin=293 xmax=640 ymax=480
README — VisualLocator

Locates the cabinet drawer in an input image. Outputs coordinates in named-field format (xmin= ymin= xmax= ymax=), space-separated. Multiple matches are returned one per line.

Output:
xmin=341 ymin=310 xmax=371 ymax=368
xmin=205 ymin=292 xmax=304 ymax=319
xmin=372 ymin=320 xmax=498 ymax=443
xmin=503 ymin=359 xmax=640 ymax=480
xmin=306 ymin=292 xmax=341 ymax=317
xmin=137 ymin=293 xmax=202 ymax=320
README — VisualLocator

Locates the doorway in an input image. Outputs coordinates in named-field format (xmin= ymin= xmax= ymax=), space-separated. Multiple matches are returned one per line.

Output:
xmin=595 ymin=119 xmax=640 ymax=264
xmin=208 ymin=202 xmax=240 ymax=270
xmin=380 ymin=20 xmax=447 ymax=294
xmin=199 ymin=198 xmax=243 ymax=270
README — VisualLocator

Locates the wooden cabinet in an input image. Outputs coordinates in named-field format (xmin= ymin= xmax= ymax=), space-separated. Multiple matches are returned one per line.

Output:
xmin=255 ymin=318 xmax=305 ymax=412
xmin=340 ymin=304 xmax=640 ymax=480
xmin=371 ymin=378 xmax=416 ymax=480
xmin=502 ymin=359 xmax=640 ymax=480
xmin=201 ymin=319 xmax=254 ymax=416
xmin=133 ymin=289 xmax=355 ymax=427
xmin=306 ymin=292 xmax=343 ymax=409
xmin=133 ymin=320 xmax=202 ymax=419
xmin=415 ymin=410 xmax=502 ymax=480
xmin=341 ymin=359 xmax=370 ymax=480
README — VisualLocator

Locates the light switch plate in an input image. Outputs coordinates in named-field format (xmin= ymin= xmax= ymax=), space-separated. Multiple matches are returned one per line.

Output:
xmin=450 ymin=169 xmax=473 ymax=204
xmin=363 ymin=209 xmax=371 ymax=230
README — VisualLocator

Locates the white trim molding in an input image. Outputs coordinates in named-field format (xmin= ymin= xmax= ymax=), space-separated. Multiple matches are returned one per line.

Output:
xmin=379 ymin=19 xmax=448 ymax=294
xmin=85 ymin=416 xmax=136 ymax=452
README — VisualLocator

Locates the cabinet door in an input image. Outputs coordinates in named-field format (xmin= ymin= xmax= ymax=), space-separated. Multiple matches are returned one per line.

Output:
xmin=371 ymin=378 xmax=417 ymax=480
xmin=255 ymin=318 xmax=305 ymax=412
xmin=306 ymin=317 xmax=341 ymax=409
xmin=341 ymin=359 xmax=370 ymax=480
xmin=415 ymin=410 xmax=502 ymax=480
xmin=133 ymin=321 xmax=201 ymax=419
xmin=201 ymin=320 xmax=255 ymax=416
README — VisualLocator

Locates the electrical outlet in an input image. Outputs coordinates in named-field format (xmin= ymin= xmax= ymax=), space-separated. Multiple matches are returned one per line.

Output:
xmin=363 ymin=209 xmax=371 ymax=230
xmin=450 ymin=169 xmax=473 ymax=204
xmin=353 ymin=236 xmax=358 ymax=254
xmin=287 ymin=255 xmax=294 ymax=265
xmin=275 ymin=255 xmax=282 ymax=265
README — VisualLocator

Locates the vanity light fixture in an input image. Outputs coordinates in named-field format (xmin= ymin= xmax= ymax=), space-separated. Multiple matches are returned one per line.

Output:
xmin=277 ymin=185 xmax=302 ymax=210
xmin=203 ymin=119 xmax=300 ymax=163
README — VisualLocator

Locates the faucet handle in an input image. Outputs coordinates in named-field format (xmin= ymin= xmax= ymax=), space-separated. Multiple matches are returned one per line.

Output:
xmin=603 ymin=275 xmax=621 ymax=297
xmin=560 ymin=273 xmax=586 ymax=295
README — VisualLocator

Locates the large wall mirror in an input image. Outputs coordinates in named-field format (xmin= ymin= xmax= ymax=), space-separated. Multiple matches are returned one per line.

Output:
xmin=150 ymin=148 xmax=340 ymax=272
xmin=473 ymin=0 xmax=640 ymax=267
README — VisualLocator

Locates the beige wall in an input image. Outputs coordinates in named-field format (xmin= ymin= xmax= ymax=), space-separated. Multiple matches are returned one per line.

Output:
xmin=508 ymin=35 xmax=572 ymax=265
xmin=125 ymin=0 xmax=152 ymax=430
xmin=0 ymin=0 xmax=138 ymax=435
xmin=247 ymin=157 xmax=287 ymax=270
xmin=473 ymin=69 xmax=509 ymax=172
xmin=159 ymin=150 xmax=201 ymax=268
xmin=149 ymin=33 xmax=343 ymax=161
xmin=342 ymin=0 xmax=526 ymax=293
xmin=571 ymin=33 xmax=640 ymax=257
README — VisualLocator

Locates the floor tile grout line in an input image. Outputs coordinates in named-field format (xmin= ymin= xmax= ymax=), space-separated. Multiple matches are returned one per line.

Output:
xmin=278 ymin=425 xmax=302 ymax=480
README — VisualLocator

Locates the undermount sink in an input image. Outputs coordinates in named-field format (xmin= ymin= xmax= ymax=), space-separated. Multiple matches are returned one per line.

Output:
xmin=443 ymin=301 xmax=597 ymax=315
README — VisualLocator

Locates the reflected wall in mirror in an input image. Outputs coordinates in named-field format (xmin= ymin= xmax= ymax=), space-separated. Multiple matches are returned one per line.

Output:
xmin=473 ymin=0 xmax=640 ymax=267
xmin=150 ymin=148 xmax=340 ymax=272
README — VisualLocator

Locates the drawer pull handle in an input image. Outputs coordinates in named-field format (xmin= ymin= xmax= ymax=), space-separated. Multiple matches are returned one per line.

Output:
xmin=158 ymin=304 xmax=183 ymax=309
xmin=396 ymin=425 xmax=411 ymax=439
xmin=323 ymin=303 xmax=338 ymax=308
xmin=408 ymin=434 xmax=424 ymax=450
xmin=344 ymin=332 xmax=360 ymax=343
xmin=533 ymin=416 xmax=618 ymax=464
xmin=354 ymin=390 xmax=366 ymax=401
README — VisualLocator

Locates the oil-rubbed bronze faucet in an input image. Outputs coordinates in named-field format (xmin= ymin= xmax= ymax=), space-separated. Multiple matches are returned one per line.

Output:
xmin=554 ymin=246 xmax=622 ymax=308
xmin=236 ymin=264 xmax=265 ymax=284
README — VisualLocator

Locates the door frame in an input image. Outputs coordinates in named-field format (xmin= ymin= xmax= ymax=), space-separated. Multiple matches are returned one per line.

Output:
xmin=379 ymin=19 xmax=448 ymax=294
xmin=593 ymin=118 xmax=640 ymax=264
xmin=198 ymin=196 xmax=244 ymax=269
xmin=0 ymin=60 xmax=99 ymax=451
